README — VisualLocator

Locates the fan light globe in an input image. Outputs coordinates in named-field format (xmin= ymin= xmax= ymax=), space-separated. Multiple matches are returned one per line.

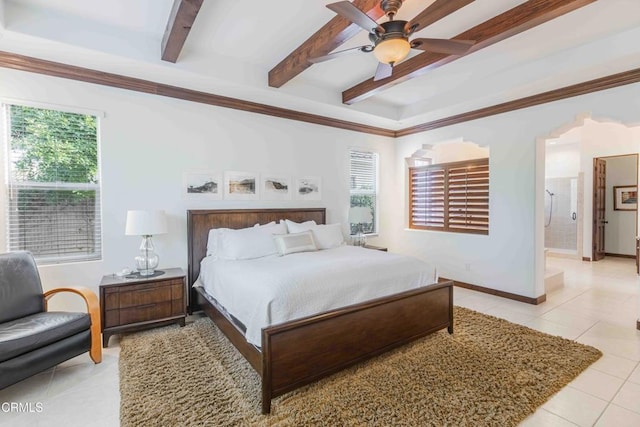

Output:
xmin=373 ymin=38 xmax=411 ymax=65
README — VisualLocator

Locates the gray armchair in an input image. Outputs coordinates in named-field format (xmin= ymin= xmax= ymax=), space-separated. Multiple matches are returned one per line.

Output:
xmin=0 ymin=251 xmax=101 ymax=389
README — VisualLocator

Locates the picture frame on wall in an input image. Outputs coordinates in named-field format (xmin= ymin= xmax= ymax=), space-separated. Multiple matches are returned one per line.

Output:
xmin=294 ymin=176 xmax=322 ymax=201
xmin=183 ymin=172 xmax=222 ymax=200
xmin=613 ymin=185 xmax=638 ymax=211
xmin=261 ymin=174 xmax=291 ymax=201
xmin=224 ymin=171 xmax=259 ymax=200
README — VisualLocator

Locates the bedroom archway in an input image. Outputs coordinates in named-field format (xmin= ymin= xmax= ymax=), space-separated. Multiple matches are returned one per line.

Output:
xmin=534 ymin=114 xmax=640 ymax=325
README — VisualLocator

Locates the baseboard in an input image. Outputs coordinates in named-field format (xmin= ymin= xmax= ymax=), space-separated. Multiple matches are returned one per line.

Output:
xmin=605 ymin=253 xmax=636 ymax=259
xmin=582 ymin=257 xmax=591 ymax=262
xmin=442 ymin=278 xmax=546 ymax=305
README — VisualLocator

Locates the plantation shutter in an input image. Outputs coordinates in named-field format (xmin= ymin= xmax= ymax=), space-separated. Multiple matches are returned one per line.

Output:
xmin=409 ymin=166 xmax=445 ymax=229
xmin=349 ymin=150 xmax=378 ymax=234
xmin=410 ymin=158 xmax=489 ymax=235
xmin=5 ymin=104 xmax=102 ymax=264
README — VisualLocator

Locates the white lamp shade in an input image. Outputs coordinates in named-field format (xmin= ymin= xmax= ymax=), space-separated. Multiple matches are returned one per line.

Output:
xmin=125 ymin=210 xmax=168 ymax=236
xmin=349 ymin=206 xmax=373 ymax=224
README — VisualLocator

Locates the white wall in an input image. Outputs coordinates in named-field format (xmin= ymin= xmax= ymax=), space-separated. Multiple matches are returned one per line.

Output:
xmin=0 ymin=68 xmax=395 ymax=311
xmin=545 ymin=143 xmax=580 ymax=178
xmin=393 ymin=83 xmax=640 ymax=300
xmin=605 ymin=155 xmax=638 ymax=255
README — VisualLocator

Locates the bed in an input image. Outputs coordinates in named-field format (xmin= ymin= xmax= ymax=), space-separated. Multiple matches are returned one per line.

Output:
xmin=187 ymin=208 xmax=453 ymax=414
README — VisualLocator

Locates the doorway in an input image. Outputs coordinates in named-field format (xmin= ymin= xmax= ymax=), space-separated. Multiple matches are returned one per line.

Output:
xmin=591 ymin=154 xmax=639 ymax=262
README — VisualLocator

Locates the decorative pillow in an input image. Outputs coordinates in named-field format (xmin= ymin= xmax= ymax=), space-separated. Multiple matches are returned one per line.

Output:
xmin=286 ymin=222 xmax=345 ymax=250
xmin=283 ymin=219 xmax=316 ymax=233
xmin=218 ymin=222 xmax=287 ymax=260
xmin=274 ymin=231 xmax=318 ymax=256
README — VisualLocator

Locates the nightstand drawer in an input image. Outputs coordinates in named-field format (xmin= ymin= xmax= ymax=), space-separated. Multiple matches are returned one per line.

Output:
xmin=99 ymin=268 xmax=187 ymax=347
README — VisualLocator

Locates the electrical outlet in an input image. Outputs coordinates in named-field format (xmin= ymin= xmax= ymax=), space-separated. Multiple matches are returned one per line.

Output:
xmin=465 ymin=263 xmax=471 ymax=271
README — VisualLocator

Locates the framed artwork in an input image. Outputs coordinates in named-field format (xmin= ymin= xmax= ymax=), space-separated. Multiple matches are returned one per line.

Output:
xmin=183 ymin=172 xmax=222 ymax=200
xmin=224 ymin=171 xmax=259 ymax=200
xmin=294 ymin=176 xmax=322 ymax=200
xmin=613 ymin=185 xmax=637 ymax=211
xmin=261 ymin=174 xmax=291 ymax=201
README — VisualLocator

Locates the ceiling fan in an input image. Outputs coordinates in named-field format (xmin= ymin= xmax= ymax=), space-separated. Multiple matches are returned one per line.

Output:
xmin=310 ymin=0 xmax=476 ymax=81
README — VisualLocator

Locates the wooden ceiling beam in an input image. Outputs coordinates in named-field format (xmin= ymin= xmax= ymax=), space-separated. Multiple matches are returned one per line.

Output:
xmin=342 ymin=0 xmax=597 ymax=104
xmin=161 ymin=0 xmax=204 ymax=63
xmin=408 ymin=0 xmax=475 ymax=34
xmin=268 ymin=0 xmax=384 ymax=88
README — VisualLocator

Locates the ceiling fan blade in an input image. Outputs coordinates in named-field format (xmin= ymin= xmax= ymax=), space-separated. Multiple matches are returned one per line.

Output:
xmin=309 ymin=45 xmax=373 ymax=63
xmin=410 ymin=38 xmax=475 ymax=55
xmin=327 ymin=1 xmax=385 ymax=34
xmin=406 ymin=0 xmax=474 ymax=35
xmin=373 ymin=62 xmax=392 ymax=81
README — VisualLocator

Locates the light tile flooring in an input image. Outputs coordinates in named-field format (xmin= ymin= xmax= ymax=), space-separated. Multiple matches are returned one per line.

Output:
xmin=1 ymin=256 xmax=639 ymax=426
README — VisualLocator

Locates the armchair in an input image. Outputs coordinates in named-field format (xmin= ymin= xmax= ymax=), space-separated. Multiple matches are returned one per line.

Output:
xmin=0 ymin=251 xmax=102 ymax=390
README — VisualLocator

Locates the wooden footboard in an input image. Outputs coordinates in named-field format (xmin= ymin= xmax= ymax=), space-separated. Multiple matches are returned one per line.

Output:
xmin=261 ymin=281 xmax=453 ymax=413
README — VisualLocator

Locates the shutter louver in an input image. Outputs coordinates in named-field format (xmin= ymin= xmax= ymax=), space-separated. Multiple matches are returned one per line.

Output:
xmin=5 ymin=104 xmax=102 ymax=264
xmin=410 ymin=158 xmax=489 ymax=235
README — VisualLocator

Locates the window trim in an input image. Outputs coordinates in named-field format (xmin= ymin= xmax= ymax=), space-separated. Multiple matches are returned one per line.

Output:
xmin=3 ymin=102 xmax=103 ymax=264
xmin=349 ymin=148 xmax=379 ymax=236
xmin=409 ymin=157 xmax=489 ymax=235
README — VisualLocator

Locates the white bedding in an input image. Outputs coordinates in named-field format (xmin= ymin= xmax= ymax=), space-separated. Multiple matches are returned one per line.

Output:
xmin=196 ymin=245 xmax=438 ymax=346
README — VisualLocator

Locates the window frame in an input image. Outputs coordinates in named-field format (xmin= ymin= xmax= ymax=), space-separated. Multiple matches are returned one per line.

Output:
xmin=409 ymin=157 xmax=489 ymax=235
xmin=2 ymin=100 xmax=103 ymax=264
xmin=349 ymin=149 xmax=379 ymax=236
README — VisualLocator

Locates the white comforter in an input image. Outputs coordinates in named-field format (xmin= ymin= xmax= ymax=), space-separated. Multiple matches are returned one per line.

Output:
xmin=197 ymin=245 xmax=438 ymax=346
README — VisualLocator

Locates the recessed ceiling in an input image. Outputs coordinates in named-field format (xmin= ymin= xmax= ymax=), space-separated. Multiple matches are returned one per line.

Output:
xmin=1 ymin=0 xmax=639 ymax=130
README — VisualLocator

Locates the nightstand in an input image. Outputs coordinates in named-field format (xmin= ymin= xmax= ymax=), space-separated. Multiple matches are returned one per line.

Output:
xmin=99 ymin=268 xmax=186 ymax=347
xmin=363 ymin=244 xmax=388 ymax=252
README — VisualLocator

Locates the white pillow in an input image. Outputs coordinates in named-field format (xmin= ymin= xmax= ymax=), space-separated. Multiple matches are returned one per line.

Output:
xmin=283 ymin=219 xmax=316 ymax=233
xmin=218 ymin=222 xmax=287 ymax=260
xmin=206 ymin=228 xmax=229 ymax=257
xmin=254 ymin=221 xmax=276 ymax=228
xmin=207 ymin=222 xmax=278 ymax=257
xmin=286 ymin=222 xmax=344 ymax=250
xmin=311 ymin=223 xmax=345 ymax=249
xmin=274 ymin=231 xmax=318 ymax=256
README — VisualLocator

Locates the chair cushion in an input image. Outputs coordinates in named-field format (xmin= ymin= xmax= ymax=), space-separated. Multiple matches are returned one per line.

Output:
xmin=0 ymin=251 xmax=45 ymax=323
xmin=0 ymin=311 xmax=90 ymax=363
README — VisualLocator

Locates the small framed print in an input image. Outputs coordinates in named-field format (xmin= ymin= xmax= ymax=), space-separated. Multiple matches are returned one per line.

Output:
xmin=613 ymin=185 xmax=637 ymax=211
xmin=261 ymin=174 xmax=291 ymax=201
xmin=224 ymin=171 xmax=259 ymax=200
xmin=183 ymin=172 xmax=222 ymax=200
xmin=294 ymin=176 xmax=321 ymax=201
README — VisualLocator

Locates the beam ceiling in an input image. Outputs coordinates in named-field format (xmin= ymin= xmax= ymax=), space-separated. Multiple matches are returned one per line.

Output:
xmin=342 ymin=0 xmax=597 ymax=104
xmin=161 ymin=0 xmax=204 ymax=63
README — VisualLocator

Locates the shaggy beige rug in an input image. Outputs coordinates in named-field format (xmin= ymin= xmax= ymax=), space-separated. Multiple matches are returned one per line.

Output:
xmin=119 ymin=307 xmax=601 ymax=426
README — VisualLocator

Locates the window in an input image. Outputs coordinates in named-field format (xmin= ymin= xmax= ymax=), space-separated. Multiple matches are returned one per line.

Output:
xmin=4 ymin=104 xmax=101 ymax=264
xmin=409 ymin=158 xmax=489 ymax=235
xmin=349 ymin=150 xmax=378 ymax=235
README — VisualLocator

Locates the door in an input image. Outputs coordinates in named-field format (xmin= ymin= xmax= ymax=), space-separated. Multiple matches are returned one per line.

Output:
xmin=592 ymin=158 xmax=607 ymax=261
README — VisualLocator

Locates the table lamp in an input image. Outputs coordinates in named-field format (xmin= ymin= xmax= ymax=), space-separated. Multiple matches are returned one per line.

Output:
xmin=125 ymin=210 xmax=168 ymax=276
xmin=349 ymin=206 xmax=373 ymax=247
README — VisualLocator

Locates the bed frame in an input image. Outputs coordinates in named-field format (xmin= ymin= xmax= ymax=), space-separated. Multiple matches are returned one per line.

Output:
xmin=187 ymin=208 xmax=453 ymax=414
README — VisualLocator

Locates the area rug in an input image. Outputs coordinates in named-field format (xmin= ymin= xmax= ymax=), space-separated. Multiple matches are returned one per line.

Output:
xmin=119 ymin=307 xmax=601 ymax=426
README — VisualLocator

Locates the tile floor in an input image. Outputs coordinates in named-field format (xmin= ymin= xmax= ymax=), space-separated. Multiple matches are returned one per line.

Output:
xmin=1 ymin=256 xmax=639 ymax=426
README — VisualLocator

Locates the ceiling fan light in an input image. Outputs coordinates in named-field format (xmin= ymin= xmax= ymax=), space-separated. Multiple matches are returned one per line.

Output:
xmin=373 ymin=38 xmax=411 ymax=65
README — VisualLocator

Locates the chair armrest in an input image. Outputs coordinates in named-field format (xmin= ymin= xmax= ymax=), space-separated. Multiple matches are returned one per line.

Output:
xmin=43 ymin=287 xmax=102 ymax=363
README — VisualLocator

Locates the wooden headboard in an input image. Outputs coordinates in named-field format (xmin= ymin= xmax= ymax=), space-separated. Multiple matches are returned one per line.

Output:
xmin=186 ymin=208 xmax=326 ymax=313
